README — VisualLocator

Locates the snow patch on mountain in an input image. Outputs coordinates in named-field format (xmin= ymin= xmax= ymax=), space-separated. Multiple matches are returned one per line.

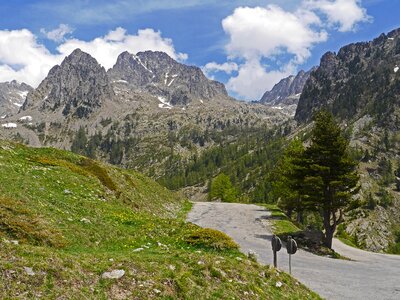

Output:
xmin=19 ymin=116 xmax=32 ymax=122
xmin=2 ymin=122 xmax=17 ymax=128
xmin=158 ymin=96 xmax=173 ymax=109
xmin=17 ymin=90 xmax=29 ymax=99
xmin=132 ymin=54 xmax=153 ymax=74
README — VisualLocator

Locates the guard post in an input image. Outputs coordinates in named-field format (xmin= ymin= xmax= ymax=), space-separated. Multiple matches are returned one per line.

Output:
xmin=286 ymin=236 xmax=298 ymax=274
xmin=271 ymin=234 xmax=282 ymax=268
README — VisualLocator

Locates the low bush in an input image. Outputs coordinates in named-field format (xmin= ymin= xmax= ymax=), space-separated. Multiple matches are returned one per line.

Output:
xmin=184 ymin=228 xmax=238 ymax=250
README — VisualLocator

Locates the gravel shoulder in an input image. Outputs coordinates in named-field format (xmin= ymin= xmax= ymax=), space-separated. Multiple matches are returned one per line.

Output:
xmin=187 ymin=202 xmax=400 ymax=300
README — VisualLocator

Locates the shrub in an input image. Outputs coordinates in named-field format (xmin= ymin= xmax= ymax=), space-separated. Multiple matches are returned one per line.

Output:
xmin=184 ymin=228 xmax=238 ymax=250
xmin=377 ymin=188 xmax=394 ymax=208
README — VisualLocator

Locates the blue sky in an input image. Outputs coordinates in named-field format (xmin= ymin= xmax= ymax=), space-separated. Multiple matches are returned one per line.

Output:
xmin=0 ymin=0 xmax=398 ymax=100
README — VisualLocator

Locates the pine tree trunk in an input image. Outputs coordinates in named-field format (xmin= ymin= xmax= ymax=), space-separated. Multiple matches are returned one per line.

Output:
xmin=296 ymin=210 xmax=304 ymax=224
xmin=323 ymin=210 xmax=335 ymax=249
xmin=324 ymin=226 xmax=334 ymax=249
xmin=286 ymin=208 xmax=293 ymax=219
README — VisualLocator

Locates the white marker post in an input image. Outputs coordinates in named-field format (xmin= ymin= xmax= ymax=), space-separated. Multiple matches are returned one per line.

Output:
xmin=286 ymin=236 xmax=298 ymax=274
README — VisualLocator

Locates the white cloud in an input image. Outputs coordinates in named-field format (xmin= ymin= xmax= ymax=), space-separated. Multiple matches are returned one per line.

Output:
xmin=0 ymin=27 xmax=186 ymax=87
xmin=0 ymin=29 xmax=62 ymax=87
xmin=40 ymin=24 xmax=74 ymax=42
xmin=227 ymin=59 xmax=294 ymax=100
xmin=213 ymin=0 xmax=370 ymax=100
xmin=219 ymin=4 xmax=327 ymax=100
xmin=222 ymin=5 xmax=327 ymax=63
xmin=304 ymin=0 xmax=372 ymax=32
xmin=202 ymin=61 xmax=238 ymax=75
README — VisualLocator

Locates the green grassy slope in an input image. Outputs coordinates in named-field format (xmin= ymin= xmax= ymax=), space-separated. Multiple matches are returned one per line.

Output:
xmin=0 ymin=141 xmax=319 ymax=299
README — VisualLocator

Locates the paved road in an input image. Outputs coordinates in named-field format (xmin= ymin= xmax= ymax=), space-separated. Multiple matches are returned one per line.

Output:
xmin=187 ymin=202 xmax=400 ymax=300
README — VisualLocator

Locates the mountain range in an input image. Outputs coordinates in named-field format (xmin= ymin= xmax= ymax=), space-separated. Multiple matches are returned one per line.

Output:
xmin=0 ymin=47 xmax=288 ymax=175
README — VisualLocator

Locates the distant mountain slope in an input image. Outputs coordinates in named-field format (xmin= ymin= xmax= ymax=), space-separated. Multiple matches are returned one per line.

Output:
xmin=296 ymin=28 xmax=400 ymax=125
xmin=260 ymin=68 xmax=315 ymax=106
xmin=258 ymin=68 xmax=315 ymax=116
xmin=0 ymin=80 xmax=33 ymax=117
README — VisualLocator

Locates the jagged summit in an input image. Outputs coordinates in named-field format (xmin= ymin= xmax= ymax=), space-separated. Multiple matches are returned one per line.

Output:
xmin=0 ymin=81 xmax=33 ymax=117
xmin=259 ymin=68 xmax=315 ymax=106
xmin=108 ymin=50 xmax=228 ymax=106
xmin=22 ymin=49 xmax=114 ymax=118
xmin=257 ymin=68 xmax=315 ymax=116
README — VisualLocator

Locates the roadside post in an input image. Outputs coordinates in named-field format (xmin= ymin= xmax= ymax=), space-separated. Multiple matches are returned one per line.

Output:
xmin=286 ymin=236 xmax=298 ymax=274
xmin=271 ymin=234 xmax=282 ymax=268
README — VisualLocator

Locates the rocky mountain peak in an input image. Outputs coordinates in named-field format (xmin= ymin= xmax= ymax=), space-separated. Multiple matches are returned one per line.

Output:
xmin=23 ymin=49 xmax=114 ymax=118
xmin=0 ymin=81 xmax=33 ymax=117
xmin=108 ymin=50 xmax=228 ymax=106
xmin=259 ymin=68 xmax=315 ymax=107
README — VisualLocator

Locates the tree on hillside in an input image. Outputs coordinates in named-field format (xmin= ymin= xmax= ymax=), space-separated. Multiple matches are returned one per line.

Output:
xmin=300 ymin=110 xmax=359 ymax=249
xmin=71 ymin=127 xmax=88 ymax=156
xmin=209 ymin=173 xmax=237 ymax=202
xmin=395 ymin=160 xmax=400 ymax=191
xmin=270 ymin=138 xmax=305 ymax=220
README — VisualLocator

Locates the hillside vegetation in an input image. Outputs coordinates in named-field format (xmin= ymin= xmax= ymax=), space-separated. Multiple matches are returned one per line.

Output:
xmin=0 ymin=141 xmax=318 ymax=299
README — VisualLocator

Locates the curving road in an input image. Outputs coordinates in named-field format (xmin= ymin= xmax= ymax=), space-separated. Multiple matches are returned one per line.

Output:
xmin=187 ymin=202 xmax=400 ymax=300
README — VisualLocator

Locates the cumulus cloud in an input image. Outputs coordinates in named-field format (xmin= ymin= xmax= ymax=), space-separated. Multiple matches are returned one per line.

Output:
xmin=210 ymin=0 xmax=370 ymax=100
xmin=0 ymin=29 xmax=62 ymax=87
xmin=202 ymin=61 xmax=238 ymax=76
xmin=222 ymin=5 xmax=327 ymax=63
xmin=227 ymin=59 xmax=294 ymax=100
xmin=40 ymin=24 xmax=74 ymax=42
xmin=0 ymin=27 xmax=187 ymax=87
xmin=219 ymin=4 xmax=327 ymax=100
xmin=304 ymin=0 xmax=372 ymax=32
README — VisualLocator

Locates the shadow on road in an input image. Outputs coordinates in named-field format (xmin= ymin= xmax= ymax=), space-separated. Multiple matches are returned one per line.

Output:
xmin=254 ymin=234 xmax=273 ymax=241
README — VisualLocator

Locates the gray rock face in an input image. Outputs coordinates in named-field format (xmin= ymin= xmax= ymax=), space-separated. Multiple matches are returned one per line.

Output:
xmin=295 ymin=28 xmax=400 ymax=124
xmin=23 ymin=49 xmax=114 ymax=118
xmin=108 ymin=51 xmax=228 ymax=106
xmin=0 ymin=81 xmax=33 ymax=117
xmin=259 ymin=68 xmax=315 ymax=106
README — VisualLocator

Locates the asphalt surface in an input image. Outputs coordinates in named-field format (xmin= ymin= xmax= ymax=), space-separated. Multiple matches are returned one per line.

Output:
xmin=187 ymin=202 xmax=400 ymax=300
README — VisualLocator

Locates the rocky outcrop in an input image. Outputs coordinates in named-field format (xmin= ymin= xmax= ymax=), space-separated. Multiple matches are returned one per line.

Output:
xmin=259 ymin=68 xmax=315 ymax=106
xmin=295 ymin=28 xmax=400 ymax=125
xmin=0 ymin=81 xmax=33 ymax=117
xmin=22 ymin=49 xmax=114 ymax=118
xmin=108 ymin=51 xmax=228 ymax=106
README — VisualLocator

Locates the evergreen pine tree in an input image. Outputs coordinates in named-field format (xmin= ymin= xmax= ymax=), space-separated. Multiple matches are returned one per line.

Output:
xmin=271 ymin=138 xmax=305 ymax=219
xmin=300 ymin=110 xmax=359 ymax=249
xmin=71 ymin=127 xmax=88 ymax=156
xmin=209 ymin=173 xmax=237 ymax=202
